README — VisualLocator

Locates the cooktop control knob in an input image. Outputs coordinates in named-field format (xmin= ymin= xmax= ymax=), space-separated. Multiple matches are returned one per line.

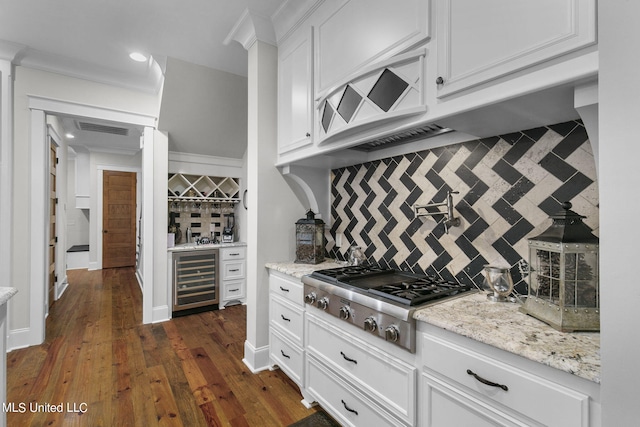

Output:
xmin=317 ymin=297 xmax=329 ymax=310
xmin=384 ymin=325 xmax=399 ymax=342
xmin=363 ymin=317 xmax=377 ymax=332
xmin=304 ymin=292 xmax=317 ymax=304
xmin=339 ymin=306 xmax=350 ymax=320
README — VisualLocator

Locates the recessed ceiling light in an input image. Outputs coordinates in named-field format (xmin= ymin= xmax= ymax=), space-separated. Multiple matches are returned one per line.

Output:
xmin=65 ymin=133 xmax=75 ymax=139
xmin=129 ymin=52 xmax=148 ymax=62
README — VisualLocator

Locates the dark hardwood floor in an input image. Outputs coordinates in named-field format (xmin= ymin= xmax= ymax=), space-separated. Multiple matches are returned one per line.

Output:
xmin=6 ymin=267 xmax=321 ymax=426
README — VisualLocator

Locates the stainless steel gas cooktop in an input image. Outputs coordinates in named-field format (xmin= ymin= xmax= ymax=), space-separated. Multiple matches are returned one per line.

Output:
xmin=302 ymin=265 xmax=474 ymax=352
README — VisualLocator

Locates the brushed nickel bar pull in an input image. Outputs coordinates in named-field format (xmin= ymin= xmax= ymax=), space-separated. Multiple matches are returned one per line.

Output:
xmin=467 ymin=369 xmax=508 ymax=391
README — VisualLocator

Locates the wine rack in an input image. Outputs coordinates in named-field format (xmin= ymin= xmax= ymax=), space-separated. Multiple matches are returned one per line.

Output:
xmin=168 ymin=173 xmax=240 ymax=203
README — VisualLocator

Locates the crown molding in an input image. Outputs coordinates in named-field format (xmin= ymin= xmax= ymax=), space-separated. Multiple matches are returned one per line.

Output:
xmin=224 ymin=8 xmax=277 ymax=51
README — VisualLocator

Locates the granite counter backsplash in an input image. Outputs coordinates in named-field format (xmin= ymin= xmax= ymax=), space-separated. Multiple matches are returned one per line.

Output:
xmin=415 ymin=292 xmax=600 ymax=383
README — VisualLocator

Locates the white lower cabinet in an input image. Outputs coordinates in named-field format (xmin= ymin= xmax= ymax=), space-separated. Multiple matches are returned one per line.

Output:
xmin=219 ymin=247 xmax=246 ymax=308
xmin=270 ymin=328 xmax=305 ymax=386
xmin=305 ymin=311 xmax=416 ymax=426
xmin=306 ymin=354 xmax=404 ymax=427
xmin=419 ymin=329 xmax=594 ymax=427
xmin=268 ymin=270 xmax=306 ymax=389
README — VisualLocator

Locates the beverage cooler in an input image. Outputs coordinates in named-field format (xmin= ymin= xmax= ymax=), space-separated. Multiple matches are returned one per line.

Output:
xmin=172 ymin=249 xmax=219 ymax=312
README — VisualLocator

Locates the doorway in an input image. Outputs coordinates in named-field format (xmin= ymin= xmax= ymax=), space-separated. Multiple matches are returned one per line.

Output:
xmin=102 ymin=171 xmax=137 ymax=268
xmin=21 ymin=97 xmax=160 ymax=349
xmin=48 ymin=138 xmax=58 ymax=310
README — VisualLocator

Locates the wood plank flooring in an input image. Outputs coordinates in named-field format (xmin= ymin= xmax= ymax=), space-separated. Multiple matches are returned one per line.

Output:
xmin=6 ymin=267 xmax=321 ymax=426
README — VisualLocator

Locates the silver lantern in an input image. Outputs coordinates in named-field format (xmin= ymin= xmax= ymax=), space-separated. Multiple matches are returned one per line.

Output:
xmin=520 ymin=202 xmax=599 ymax=332
xmin=295 ymin=210 xmax=325 ymax=264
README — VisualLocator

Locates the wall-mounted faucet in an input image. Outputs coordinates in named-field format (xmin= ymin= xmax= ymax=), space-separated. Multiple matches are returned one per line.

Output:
xmin=413 ymin=190 xmax=461 ymax=234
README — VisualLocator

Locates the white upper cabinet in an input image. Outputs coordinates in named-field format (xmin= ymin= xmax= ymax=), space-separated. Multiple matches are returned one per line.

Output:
xmin=278 ymin=27 xmax=314 ymax=155
xmin=314 ymin=0 xmax=430 ymax=95
xmin=435 ymin=0 xmax=597 ymax=98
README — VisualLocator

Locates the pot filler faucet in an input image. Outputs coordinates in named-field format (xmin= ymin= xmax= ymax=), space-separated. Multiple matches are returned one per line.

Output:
xmin=413 ymin=190 xmax=461 ymax=234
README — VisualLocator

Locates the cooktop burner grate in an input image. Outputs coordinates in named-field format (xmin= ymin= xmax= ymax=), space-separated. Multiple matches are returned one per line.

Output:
xmin=369 ymin=279 xmax=471 ymax=306
xmin=310 ymin=265 xmax=472 ymax=306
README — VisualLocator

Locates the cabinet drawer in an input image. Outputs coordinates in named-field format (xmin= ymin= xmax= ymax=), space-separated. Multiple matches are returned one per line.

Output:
xmin=306 ymin=313 xmax=416 ymax=423
xmin=306 ymin=355 xmax=402 ymax=427
xmin=222 ymin=261 xmax=245 ymax=280
xmin=222 ymin=279 xmax=245 ymax=301
xmin=270 ymin=296 xmax=304 ymax=346
xmin=221 ymin=247 xmax=245 ymax=261
xmin=270 ymin=329 xmax=304 ymax=387
xmin=268 ymin=271 xmax=303 ymax=306
xmin=421 ymin=333 xmax=589 ymax=427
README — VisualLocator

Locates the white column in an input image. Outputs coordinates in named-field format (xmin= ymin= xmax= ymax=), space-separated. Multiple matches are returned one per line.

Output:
xmin=243 ymin=39 xmax=304 ymax=371
xmin=599 ymin=1 xmax=640 ymax=425
xmin=0 ymin=60 xmax=13 ymax=314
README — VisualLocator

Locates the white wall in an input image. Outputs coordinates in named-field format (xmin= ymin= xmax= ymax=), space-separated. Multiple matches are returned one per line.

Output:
xmin=158 ymin=57 xmax=248 ymax=159
xmin=65 ymin=155 xmax=90 ymax=248
xmin=11 ymin=66 xmax=159 ymax=346
xmin=599 ymin=1 xmax=640 ymax=425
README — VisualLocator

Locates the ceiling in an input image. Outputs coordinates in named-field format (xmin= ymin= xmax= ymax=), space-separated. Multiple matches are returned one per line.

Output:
xmin=0 ymin=0 xmax=286 ymax=155
xmin=0 ymin=0 xmax=286 ymax=87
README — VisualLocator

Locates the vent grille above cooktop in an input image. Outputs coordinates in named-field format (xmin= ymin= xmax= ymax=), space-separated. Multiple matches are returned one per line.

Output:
xmin=349 ymin=123 xmax=453 ymax=152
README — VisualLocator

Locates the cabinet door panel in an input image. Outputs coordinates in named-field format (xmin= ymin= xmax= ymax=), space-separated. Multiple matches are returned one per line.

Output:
xmin=306 ymin=312 xmax=416 ymax=424
xmin=306 ymin=355 xmax=401 ymax=427
xmin=315 ymin=0 xmax=429 ymax=93
xmin=278 ymin=28 xmax=313 ymax=154
xmin=421 ymin=333 xmax=589 ymax=427
xmin=269 ymin=272 xmax=304 ymax=306
xmin=422 ymin=373 xmax=531 ymax=427
xmin=222 ymin=261 xmax=244 ymax=280
xmin=270 ymin=329 xmax=304 ymax=386
xmin=436 ymin=0 xmax=596 ymax=97
xmin=270 ymin=296 xmax=304 ymax=346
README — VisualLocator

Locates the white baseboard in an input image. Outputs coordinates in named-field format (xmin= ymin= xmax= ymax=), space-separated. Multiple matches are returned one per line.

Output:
xmin=8 ymin=327 xmax=39 ymax=352
xmin=152 ymin=305 xmax=170 ymax=324
xmin=242 ymin=340 xmax=270 ymax=373
xmin=135 ymin=271 xmax=143 ymax=292
xmin=88 ymin=261 xmax=99 ymax=271
xmin=56 ymin=280 xmax=69 ymax=300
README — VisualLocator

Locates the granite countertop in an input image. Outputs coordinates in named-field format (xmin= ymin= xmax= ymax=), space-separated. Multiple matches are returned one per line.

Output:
xmin=265 ymin=259 xmax=346 ymax=279
xmin=264 ymin=261 xmax=600 ymax=384
xmin=168 ymin=242 xmax=247 ymax=252
xmin=415 ymin=292 xmax=600 ymax=383
xmin=0 ymin=287 xmax=18 ymax=306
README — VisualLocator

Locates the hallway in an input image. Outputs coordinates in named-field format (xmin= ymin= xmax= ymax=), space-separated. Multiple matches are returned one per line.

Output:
xmin=6 ymin=268 xmax=319 ymax=426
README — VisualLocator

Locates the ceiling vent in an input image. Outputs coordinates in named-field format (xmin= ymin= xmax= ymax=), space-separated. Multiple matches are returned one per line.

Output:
xmin=77 ymin=121 xmax=130 ymax=136
xmin=349 ymin=123 xmax=453 ymax=152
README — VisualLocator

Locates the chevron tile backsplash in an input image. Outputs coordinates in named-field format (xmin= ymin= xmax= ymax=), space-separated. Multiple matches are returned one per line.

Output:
xmin=326 ymin=120 xmax=599 ymax=293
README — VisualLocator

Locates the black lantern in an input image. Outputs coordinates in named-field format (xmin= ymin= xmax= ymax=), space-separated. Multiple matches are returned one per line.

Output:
xmin=295 ymin=210 xmax=325 ymax=264
xmin=520 ymin=202 xmax=599 ymax=332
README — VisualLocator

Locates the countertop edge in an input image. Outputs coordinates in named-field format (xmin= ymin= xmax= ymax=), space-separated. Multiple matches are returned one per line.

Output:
xmin=168 ymin=242 xmax=247 ymax=252
xmin=0 ymin=287 xmax=18 ymax=306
